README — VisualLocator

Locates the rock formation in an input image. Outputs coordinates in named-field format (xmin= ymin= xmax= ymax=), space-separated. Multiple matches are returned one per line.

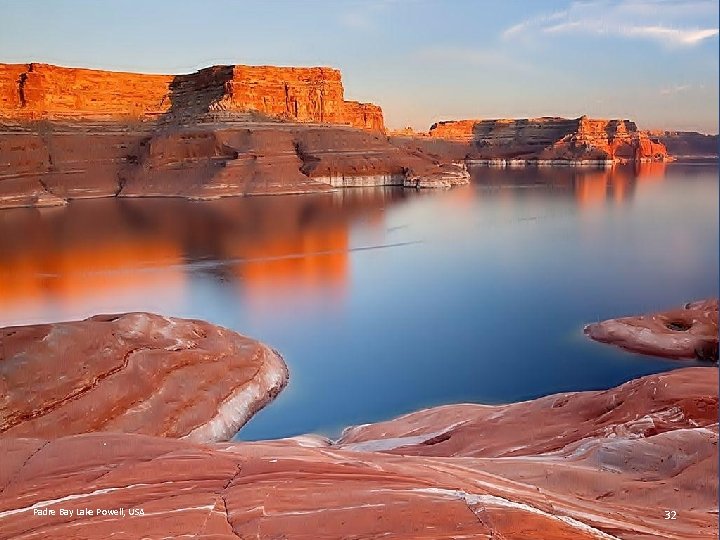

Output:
xmin=0 ymin=313 xmax=288 ymax=441
xmin=0 ymin=63 xmax=469 ymax=209
xmin=0 ymin=63 xmax=384 ymax=130
xmin=0 ymin=367 xmax=716 ymax=539
xmin=428 ymin=116 xmax=669 ymax=163
xmin=585 ymin=299 xmax=719 ymax=361
xmin=647 ymin=130 xmax=718 ymax=158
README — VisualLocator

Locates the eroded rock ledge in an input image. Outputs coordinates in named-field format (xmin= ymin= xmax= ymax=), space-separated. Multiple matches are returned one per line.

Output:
xmin=0 ymin=368 xmax=716 ymax=539
xmin=0 ymin=313 xmax=288 ymax=441
xmin=584 ymin=298 xmax=719 ymax=361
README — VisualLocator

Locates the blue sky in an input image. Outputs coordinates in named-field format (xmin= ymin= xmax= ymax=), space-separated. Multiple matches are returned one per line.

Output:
xmin=1 ymin=0 xmax=718 ymax=132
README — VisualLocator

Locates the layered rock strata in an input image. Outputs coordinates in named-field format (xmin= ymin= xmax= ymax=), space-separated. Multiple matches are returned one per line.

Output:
xmin=0 ymin=63 xmax=470 ymax=209
xmin=0 ymin=368 xmax=716 ymax=539
xmin=585 ymin=299 xmax=719 ymax=361
xmin=0 ymin=121 xmax=467 ymax=209
xmin=428 ymin=116 xmax=669 ymax=163
xmin=0 ymin=312 xmax=288 ymax=441
xmin=0 ymin=63 xmax=383 ymax=130
xmin=647 ymin=130 xmax=719 ymax=158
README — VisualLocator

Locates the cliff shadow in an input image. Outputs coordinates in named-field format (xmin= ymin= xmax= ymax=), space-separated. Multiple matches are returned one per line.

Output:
xmin=159 ymin=66 xmax=236 ymax=125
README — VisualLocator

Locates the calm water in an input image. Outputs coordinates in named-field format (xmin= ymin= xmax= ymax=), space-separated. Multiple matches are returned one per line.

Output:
xmin=1 ymin=162 xmax=717 ymax=440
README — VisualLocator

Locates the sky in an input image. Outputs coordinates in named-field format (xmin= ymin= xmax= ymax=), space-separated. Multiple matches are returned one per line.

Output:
xmin=1 ymin=0 xmax=718 ymax=132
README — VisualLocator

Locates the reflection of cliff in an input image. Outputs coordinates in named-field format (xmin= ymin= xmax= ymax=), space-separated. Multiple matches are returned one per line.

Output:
xmin=0 ymin=190 xmax=408 ymax=320
xmin=238 ymin=228 xmax=349 ymax=309
xmin=634 ymin=161 xmax=667 ymax=182
xmin=572 ymin=162 xmax=667 ymax=206
xmin=469 ymin=163 xmax=667 ymax=208
xmin=573 ymin=168 xmax=639 ymax=208
xmin=0 ymin=206 xmax=186 ymax=315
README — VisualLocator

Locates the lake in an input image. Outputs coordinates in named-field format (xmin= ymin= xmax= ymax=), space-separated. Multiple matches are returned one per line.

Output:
xmin=0 ymin=161 xmax=716 ymax=440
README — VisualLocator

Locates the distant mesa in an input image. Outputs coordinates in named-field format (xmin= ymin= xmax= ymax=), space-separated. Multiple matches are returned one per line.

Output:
xmin=647 ymin=130 xmax=719 ymax=158
xmin=426 ymin=116 xmax=670 ymax=164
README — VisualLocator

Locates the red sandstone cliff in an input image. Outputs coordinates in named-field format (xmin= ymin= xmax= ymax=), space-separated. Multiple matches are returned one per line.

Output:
xmin=428 ymin=116 xmax=669 ymax=162
xmin=0 ymin=63 xmax=470 ymax=208
xmin=0 ymin=63 xmax=385 ymax=131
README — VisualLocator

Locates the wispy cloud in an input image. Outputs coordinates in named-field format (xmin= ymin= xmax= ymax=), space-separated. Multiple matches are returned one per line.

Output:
xmin=623 ymin=26 xmax=718 ymax=45
xmin=503 ymin=0 xmax=719 ymax=47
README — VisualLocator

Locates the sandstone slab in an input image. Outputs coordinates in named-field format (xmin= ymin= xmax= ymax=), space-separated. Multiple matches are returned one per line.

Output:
xmin=0 ymin=368 xmax=715 ymax=539
xmin=584 ymin=299 xmax=718 ymax=361
xmin=0 ymin=313 xmax=288 ymax=441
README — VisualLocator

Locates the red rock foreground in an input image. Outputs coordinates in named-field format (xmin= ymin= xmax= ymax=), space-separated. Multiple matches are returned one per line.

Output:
xmin=585 ymin=299 xmax=719 ymax=361
xmin=0 ymin=313 xmax=288 ymax=442
xmin=0 ymin=367 xmax=716 ymax=539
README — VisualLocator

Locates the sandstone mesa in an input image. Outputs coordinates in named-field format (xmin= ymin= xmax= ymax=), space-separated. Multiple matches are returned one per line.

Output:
xmin=0 ymin=62 xmax=470 ymax=209
xmin=425 ymin=116 xmax=669 ymax=164
xmin=1 ymin=61 xmax=704 ymax=210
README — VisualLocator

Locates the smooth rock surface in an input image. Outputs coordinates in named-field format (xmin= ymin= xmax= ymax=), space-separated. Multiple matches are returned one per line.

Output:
xmin=0 ymin=313 xmax=288 ymax=441
xmin=584 ymin=299 xmax=718 ymax=361
xmin=0 ymin=368 xmax=716 ymax=539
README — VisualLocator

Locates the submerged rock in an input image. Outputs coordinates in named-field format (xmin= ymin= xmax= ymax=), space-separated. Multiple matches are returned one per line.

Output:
xmin=584 ymin=299 xmax=718 ymax=361
xmin=0 ymin=313 xmax=288 ymax=441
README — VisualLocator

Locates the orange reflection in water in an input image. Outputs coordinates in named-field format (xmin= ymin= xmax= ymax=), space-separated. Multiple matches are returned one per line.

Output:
xmin=575 ymin=173 xmax=609 ymax=208
xmin=573 ymin=165 xmax=653 ymax=208
xmin=0 ymin=190 xmax=406 ymax=323
xmin=0 ymin=240 xmax=184 ymax=312
xmin=238 ymin=228 xmax=349 ymax=311
xmin=634 ymin=161 xmax=667 ymax=182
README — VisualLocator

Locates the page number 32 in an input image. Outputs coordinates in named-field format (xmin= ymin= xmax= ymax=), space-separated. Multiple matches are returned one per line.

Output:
xmin=664 ymin=510 xmax=677 ymax=520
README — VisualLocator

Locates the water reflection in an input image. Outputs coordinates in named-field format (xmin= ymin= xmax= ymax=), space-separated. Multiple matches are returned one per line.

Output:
xmin=0 ymin=163 xmax=716 ymax=440
xmin=470 ymin=162 xmax=668 ymax=206
xmin=0 ymin=188 xmax=410 ymax=324
xmin=0 ymin=163 xmax=692 ymax=326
